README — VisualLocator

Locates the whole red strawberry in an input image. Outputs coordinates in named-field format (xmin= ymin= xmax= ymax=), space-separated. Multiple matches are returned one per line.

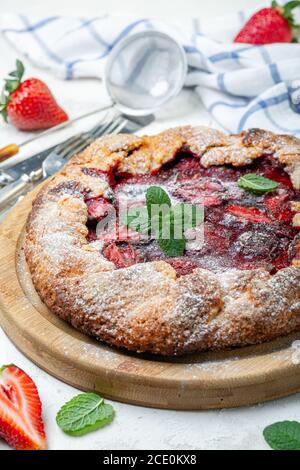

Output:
xmin=0 ymin=60 xmax=68 ymax=131
xmin=0 ymin=364 xmax=47 ymax=450
xmin=234 ymin=0 xmax=300 ymax=44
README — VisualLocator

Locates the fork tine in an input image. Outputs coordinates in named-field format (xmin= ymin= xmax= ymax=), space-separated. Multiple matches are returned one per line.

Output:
xmin=82 ymin=109 xmax=114 ymax=138
xmin=64 ymin=124 xmax=119 ymax=157
xmin=74 ymin=115 xmax=124 ymax=152
xmin=61 ymin=116 xmax=128 ymax=160
xmin=110 ymin=118 xmax=128 ymax=135
xmin=55 ymin=109 xmax=113 ymax=159
xmin=98 ymin=116 xmax=123 ymax=135
xmin=90 ymin=116 xmax=127 ymax=140
xmin=88 ymin=109 xmax=117 ymax=137
xmin=94 ymin=114 xmax=123 ymax=137
xmin=58 ymin=136 xmax=86 ymax=158
xmin=51 ymin=111 xmax=126 ymax=164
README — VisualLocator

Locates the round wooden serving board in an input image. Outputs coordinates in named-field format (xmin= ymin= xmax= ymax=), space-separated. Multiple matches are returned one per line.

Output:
xmin=1 ymin=184 xmax=300 ymax=410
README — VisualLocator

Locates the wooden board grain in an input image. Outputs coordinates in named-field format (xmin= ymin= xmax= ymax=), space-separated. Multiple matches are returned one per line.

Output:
xmin=1 ymin=184 xmax=300 ymax=410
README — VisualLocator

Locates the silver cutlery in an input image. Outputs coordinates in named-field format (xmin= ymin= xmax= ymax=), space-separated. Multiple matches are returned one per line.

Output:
xmin=0 ymin=171 xmax=14 ymax=185
xmin=0 ymin=104 xmax=113 ymax=163
xmin=43 ymin=113 xmax=127 ymax=178
xmin=0 ymin=114 xmax=128 ymax=210
xmin=0 ymin=31 xmax=186 ymax=165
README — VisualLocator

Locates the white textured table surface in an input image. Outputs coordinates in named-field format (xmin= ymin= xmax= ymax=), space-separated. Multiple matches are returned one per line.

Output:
xmin=1 ymin=0 xmax=299 ymax=451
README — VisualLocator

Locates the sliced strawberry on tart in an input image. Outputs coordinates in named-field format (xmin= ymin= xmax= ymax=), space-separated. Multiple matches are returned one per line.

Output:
xmin=88 ymin=151 xmax=300 ymax=276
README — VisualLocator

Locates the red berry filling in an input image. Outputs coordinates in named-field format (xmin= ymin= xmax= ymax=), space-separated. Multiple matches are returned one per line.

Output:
xmin=86 ymin=196 xmax=113 ymax=220
xmin=226 ymin=205 xmax=272 ymax=224
xmin=85 ymin=154 xmax=300 ymax=276
xmin=264 ymin=193 xmax=294 ymax=222
xmin=103 ymin=243 xmax=143 ymax=268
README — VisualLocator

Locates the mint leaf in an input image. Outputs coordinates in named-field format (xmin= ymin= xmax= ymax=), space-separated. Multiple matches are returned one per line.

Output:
xmin=263 ymin=421 xmax=300 ymax=450
xmin=146 ymin=186 xmax=171 ymax=215
xmin=238 ymin=173 xmax=279 ymax=194
xmin=123 ymin=186 xmax=203 ymax=257
xmin=122 ymin=207 xmax=150 ymax=233
xmin=159 ymin=237 xmax=186 ymax=257
xmin=56 ymin=392 xmax=114 ymax=436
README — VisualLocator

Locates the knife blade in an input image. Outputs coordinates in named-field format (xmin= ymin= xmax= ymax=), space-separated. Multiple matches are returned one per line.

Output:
xmin=0 ymin=113 xmax=154 ymax=212
xmin=0 ymin=113 xmax=154 ymax=183
xmin=0 ymin=104 xmax=113 ymax=163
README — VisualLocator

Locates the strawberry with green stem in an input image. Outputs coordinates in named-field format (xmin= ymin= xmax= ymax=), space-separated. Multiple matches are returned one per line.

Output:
xmin=234 ymin=1 xmax=300 ymax=44
xmin=0 ymin=59 xmax=68 ymax=130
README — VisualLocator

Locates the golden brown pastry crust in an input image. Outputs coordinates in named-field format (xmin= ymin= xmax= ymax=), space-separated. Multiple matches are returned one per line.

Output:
xmin=24 ymin=126 xmax=300 ymax=355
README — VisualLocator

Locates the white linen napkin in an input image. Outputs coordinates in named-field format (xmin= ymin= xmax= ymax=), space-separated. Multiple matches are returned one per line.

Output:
xmin=0 ymin=3 xmax=300 ymax=135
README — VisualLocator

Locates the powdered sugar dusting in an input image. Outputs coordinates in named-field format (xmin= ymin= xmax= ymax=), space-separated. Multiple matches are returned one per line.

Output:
xmin=24 ymin=126 xmax=300 ymax=356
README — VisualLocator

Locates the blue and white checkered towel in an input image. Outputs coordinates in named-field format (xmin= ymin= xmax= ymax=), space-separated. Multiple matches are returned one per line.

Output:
xmin=1 ymin=3 xmax=300 ymax=135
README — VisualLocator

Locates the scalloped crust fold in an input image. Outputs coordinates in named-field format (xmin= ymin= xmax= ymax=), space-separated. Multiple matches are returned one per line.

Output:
xmin=24 ymin=126 xmax=300 ymax=355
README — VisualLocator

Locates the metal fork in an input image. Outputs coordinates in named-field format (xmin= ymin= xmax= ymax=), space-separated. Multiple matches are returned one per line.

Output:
xmin=0 ymin=114 xmax=128 ymax=211
xmin=43 ymin=113 xmax=127 ymax=178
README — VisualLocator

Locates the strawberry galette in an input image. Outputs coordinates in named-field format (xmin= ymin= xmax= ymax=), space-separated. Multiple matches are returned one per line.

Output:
xmin=25 ymin=126 xmax=300 ymax=355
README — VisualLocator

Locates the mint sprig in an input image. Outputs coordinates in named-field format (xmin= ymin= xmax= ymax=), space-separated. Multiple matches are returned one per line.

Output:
xmin=158 ymin=238 xmax=186 ymax=257
xmin=263 ymin=421 xmax=300 ymax=450
xmin=123 ymin=206 xmax=150 ymax=233
xmin=146 ymin=185 xmax=171 ymax=213
xmin=123 ymin=186 xmax=203 ymax=257
xmin=56 ymin=392 xmax=114 ymax=436
xmin=238 ymin=173 xmax=279 ymax=194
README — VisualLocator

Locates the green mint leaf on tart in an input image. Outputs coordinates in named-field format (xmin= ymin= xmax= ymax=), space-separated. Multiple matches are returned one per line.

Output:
xmin=56 ymin=393 xmax=114 ymax=436
xmin=263 ymin=421 xmax=300 ymax=450
xmin=122 ymin=186 xmax=203 ymax=257
xmin=146 ymin=185 xmax=171 ymax=215
xmin=122 ymin=207 xmax=150 ymax=233
xmin=158 ymin=237 xmax=186 ymax=257
xmin=238 ymin=173 xmax=279 ymax=194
